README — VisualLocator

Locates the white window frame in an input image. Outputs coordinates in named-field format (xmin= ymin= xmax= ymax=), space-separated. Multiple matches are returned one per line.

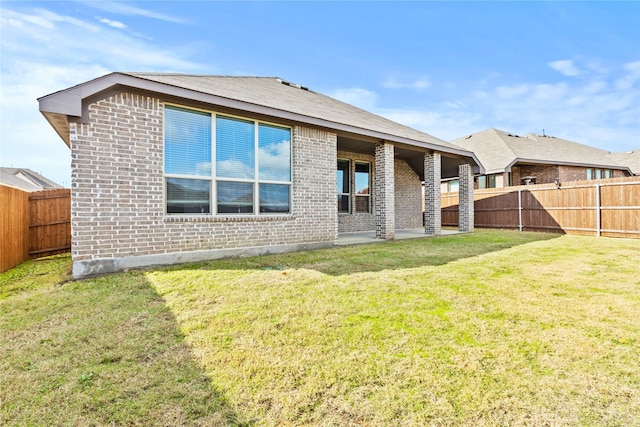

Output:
xmin=163 ymin=103 xmax=292 ymax=216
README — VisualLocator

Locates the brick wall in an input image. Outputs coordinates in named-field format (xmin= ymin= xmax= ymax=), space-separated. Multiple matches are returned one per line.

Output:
xmin=394 ymin=159 xmax=423 ymax=229
xmin=511 ymin=165 xmax=560 ymax=185
xmin=70 ymin=92 xmax=336 ymax=275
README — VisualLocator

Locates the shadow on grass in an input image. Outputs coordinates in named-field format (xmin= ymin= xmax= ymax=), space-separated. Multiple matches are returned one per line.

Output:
xmin=0 ymin=258 xmax=252 ymax=426
xmin=189 ymin=229 xmax=562 ymax=276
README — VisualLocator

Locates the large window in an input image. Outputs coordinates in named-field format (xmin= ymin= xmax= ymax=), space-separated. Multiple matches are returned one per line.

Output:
xmin=337 ymin=159 xmax=350 ymax=213
xmin=164 ymin=105 xmax=291 ymax=215
xmin=355 ymin=162 xmax=370 ymax=213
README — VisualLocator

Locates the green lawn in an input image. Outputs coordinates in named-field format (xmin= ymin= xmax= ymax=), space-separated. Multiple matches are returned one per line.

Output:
xmin=1 ymin=230 xmax=639 ymax=426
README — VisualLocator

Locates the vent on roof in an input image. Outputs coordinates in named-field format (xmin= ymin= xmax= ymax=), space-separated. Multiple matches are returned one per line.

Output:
xmin=507 ymin=133 xmax=520 ymax=138
xmin=277 ymin=78 xmax=309 ymax=91
xmin=537 ymin=129 xmax=555 ymax=138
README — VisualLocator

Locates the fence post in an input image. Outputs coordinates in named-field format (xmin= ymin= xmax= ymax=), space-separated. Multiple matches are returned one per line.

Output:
xmin=595 ymin=183 xmax=601 ymax=237
xmin=518 ymin=189 xmax=523 ymax=231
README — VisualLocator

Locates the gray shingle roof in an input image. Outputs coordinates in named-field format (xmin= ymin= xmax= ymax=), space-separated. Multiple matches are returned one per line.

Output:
xmin=38 ymin=72 xmax=479 ymax=164
xmin=451 ymin=128 xmax=633 ymax=174
xmin=0 ymin=168 xmax=64 ymax=192
xmin=123 ymin=72 xmax=469 ymax=153
xmin=610 ymin=150 xmax=640 ymax=175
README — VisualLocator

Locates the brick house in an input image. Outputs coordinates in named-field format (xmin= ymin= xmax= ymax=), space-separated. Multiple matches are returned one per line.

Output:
xmin=38 ymin=72 xmax=482 ymax=278
xmin=442 ymin=128 xmax=634 ymax=191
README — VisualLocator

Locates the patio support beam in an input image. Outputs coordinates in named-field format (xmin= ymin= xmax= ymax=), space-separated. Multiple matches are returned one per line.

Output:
xmin=458 ymin=163 xmax=474 ymax=232
xmin=374 ymin=142 xmax=395 ymax=240
xmin=424 ymin=152 xmax=442 ymax=236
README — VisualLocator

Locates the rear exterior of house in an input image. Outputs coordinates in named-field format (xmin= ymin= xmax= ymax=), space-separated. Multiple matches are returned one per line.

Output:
xmin=39 ymin=73 xmax=481 ymax=278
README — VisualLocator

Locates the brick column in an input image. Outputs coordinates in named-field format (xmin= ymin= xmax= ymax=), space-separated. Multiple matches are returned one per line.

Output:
xmin=374 ymin=142 xmax=395 ymax=239
xmin=458 ymin=163 xmax=474 ymax=232
xmin=424 ymin=152 xmax=441 ymax=236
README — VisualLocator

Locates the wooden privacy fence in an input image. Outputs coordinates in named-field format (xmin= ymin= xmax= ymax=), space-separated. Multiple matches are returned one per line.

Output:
xmin=1 ymin=185 xmax=71 ymax=273
xmin=442 ymin=176 xmax=640 ymax=238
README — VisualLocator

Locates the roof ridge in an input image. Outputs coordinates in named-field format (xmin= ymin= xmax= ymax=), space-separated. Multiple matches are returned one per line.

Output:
xmin=124 ymin=72 xmax=282 ymax=79
xmin=489 ymin=128 xmax=518 ymax=159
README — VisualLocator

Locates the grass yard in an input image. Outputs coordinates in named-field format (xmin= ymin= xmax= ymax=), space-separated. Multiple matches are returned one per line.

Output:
xmin=1 ymin=229 xmax=639 ymax=426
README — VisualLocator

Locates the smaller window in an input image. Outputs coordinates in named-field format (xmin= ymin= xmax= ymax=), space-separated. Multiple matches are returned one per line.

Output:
xmin=488 ymin=174 xmax=496 ymax=188
xmin=595 ymin=169 xmax=603 ymax=179
xmin=586 ymin=168 xmax=593 ymax=180
xmin=477 ymin=175 xmax=487 ymax=189
xmin=166 ymin=178 xmax=210 ymax=214
xmin=337 ymin=160 xmax=350 ymax=213
xmin=605 ymin=169 xmax=612 ymax=179
xmin=355 ymin=162 xmax=370 ymax=213
xmin=217 ymin=181 xmax=253 ymax=214
xmin=259 ymin=183 xmax=290 ymax=213
xmin=448 ymin=180 xmax=460 ymax=192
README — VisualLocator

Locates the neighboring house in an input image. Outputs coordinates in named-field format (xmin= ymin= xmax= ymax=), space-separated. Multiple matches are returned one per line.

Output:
xmin=610 ymin=150 xmax=640 ymax=176
xmin=38 ymin=72 xmax=482 ymax=278
xmin=442 ymin=128 xmax=635 ymax=191
xmin=0 ymin=167 xmax=64 ymax=192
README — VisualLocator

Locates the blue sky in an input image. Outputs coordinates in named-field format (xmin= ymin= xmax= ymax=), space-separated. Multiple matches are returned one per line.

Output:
xmin=1 ymin=1 xmax=639 ymax=187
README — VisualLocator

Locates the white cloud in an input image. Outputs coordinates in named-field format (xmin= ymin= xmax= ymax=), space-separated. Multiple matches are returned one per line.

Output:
xmin=548 ymin=59 xmax=581 ymax=77
xmin=615 ymin=61 xmax=640 ymax=90
xmin=80 ymin=1 xmax=188 ymax=24
xmin=368 ymin=61 xmax=639 ymax=152
xmin=329 ymin=88 xmax=378 ymax=110
xmin=532 ymin=83 xmax=567 ymax=101
xmin=98 ymin=17 xmax=127 ymax=29
xmin=496 ymin=84 xmax=530 ymax=99
xmin=583 ymin=80 xmax=607 ymax=94
xmin=383 ymin=77 xmax=431 ymax=90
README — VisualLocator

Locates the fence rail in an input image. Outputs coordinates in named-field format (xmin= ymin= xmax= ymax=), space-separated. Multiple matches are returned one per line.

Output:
xmin=1 ymin=185 xmax=71 ymax=273
xmin=442 ymin=176 xmax=640 ymax=238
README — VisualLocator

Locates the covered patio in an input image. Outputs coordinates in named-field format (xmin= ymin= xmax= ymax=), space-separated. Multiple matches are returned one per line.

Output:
xmin=337 ymin=133 xmax=480 ymax=240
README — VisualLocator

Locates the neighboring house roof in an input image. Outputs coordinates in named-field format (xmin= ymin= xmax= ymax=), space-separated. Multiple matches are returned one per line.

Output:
xmin=37 ymin=72 xmax=482 ymax=173
xmin=610 ymin=150 xmax=640 ymax=175
xmin=0 ymin=167 xmax=64 ymax=192
xmin=451 ymin=128 xmax=633 ymax=175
